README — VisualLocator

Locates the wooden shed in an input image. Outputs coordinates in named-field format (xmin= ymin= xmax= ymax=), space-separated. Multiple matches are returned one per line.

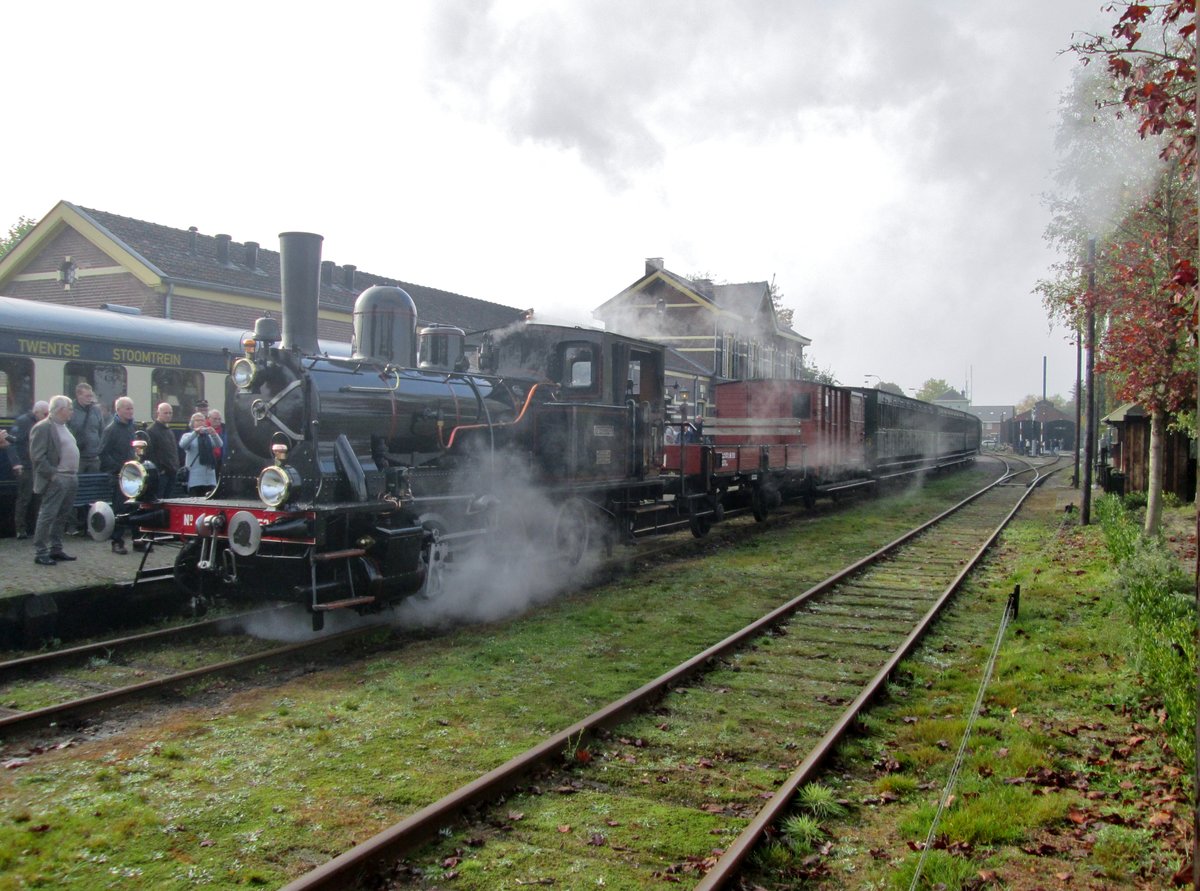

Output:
xmin=1101 ymin=403 xmax=1195 ymax=500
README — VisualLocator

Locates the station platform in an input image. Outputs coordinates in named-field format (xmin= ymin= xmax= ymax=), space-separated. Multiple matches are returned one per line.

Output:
xmin=0 ymin=532 xmax=176 ymax=646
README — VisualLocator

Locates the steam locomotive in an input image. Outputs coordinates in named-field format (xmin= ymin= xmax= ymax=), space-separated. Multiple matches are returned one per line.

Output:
xmin=92 ymin=232 xmax=980 ymax=629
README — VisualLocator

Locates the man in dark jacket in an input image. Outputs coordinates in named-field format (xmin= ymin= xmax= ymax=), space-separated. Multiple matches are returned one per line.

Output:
xmin=68 ymin=382 xmax=103 ymax=473
xmin=145 ymin=402 xmax=179 ymax=498
xmin=99 ymin=396 xmax=137 ymax=554
xmin=66 ymin=382 xmax=103 ymax=534
xmin=9 ymin=400 xmax=49 ymax=539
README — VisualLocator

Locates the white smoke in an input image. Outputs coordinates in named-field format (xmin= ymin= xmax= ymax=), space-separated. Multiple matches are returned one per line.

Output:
xmin=395 ymin=451 xmax=607 ymax=628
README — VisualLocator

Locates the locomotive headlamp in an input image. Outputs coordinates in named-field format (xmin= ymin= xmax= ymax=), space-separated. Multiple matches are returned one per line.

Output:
xmin=258 ymin=464 xmax=300 ymax=508
xmin=119 ymin=460 xmax=152 ymax=500
xmin=232 ymin=357 xmax=258 ymax=389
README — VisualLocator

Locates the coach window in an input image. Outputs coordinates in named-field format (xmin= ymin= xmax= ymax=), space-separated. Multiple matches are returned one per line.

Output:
xmin=65 ymin=361 xmax=125 ymax=421
xmin=151 ymin=369 xmax=203 ymax=420
xmin=0 ymin=358 xmax=33 ymax=416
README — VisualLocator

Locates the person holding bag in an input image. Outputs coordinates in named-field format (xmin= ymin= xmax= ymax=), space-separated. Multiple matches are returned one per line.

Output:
xmin=178 ymin=412 xmax=221 ymax=497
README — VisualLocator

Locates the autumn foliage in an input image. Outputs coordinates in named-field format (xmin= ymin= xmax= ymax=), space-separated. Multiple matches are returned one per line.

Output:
xmin=1089 ymin=179 xmax=1197 ymax=416
xmin=1078 ymin=1 xmax=1197 ymax=174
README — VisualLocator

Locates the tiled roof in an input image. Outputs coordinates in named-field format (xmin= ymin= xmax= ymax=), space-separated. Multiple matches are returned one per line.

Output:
xmin=74 ymin=204 xmax=524 ymax=332
xmin=967 ymin=405 xmax=1016 ymax=423
xmin=612 ymin=265 xmax=807 ymax=341
xmin=712 ymin=281 xmax=768 ymax=317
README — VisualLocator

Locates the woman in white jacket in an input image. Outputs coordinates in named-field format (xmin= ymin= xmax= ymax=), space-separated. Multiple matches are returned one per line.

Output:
xmin=179 ymin=411 xmax=221 ymax=496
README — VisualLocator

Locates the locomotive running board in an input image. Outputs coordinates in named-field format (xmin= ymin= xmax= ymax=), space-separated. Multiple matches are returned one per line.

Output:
xmin=313 ymin=596 xmax=377 ymax=611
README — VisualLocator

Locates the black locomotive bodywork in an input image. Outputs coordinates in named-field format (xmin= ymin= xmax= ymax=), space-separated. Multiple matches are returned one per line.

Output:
xmin=100 ymin=233 xmax=674 ymax=626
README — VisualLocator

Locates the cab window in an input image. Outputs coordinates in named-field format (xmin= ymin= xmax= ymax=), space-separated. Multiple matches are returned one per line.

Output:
xmin=562 ymin=344 xmax=595 ymax=389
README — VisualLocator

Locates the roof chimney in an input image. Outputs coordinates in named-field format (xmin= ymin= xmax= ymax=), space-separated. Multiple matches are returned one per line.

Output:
xmin=645 ymin=257 xmax=664 ymax=275
xmin=321 ymin=260 xmax=334 ymax=287
xmin=188 ymin=226 xmax=198 ymax=254
xmin=244 ymin=241 xmax=259 ymax=270
xmin=215 ymin=233 xmax=232 ymax=265
xmin=342 ymin=264 xmax=357 ymax=289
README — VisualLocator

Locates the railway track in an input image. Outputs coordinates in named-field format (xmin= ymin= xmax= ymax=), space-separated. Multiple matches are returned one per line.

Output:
xmin=278 ymin=455 xmax=1063 ymax=890
xmin=0 ymin=459 xmax=1013 ymax=742
xmin=0 ymin=607 xmax=388 ymax=736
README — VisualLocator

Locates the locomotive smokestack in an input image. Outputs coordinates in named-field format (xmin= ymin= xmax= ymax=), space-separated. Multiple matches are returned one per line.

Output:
xmin=278 ymin=231 xmax=324 ymax=354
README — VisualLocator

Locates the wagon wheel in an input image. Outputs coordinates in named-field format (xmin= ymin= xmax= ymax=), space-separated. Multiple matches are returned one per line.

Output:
xmin=688 ymin=500 xmax=712 ymax=538
xmin=751 ymin=485 xmax=771 ymax=522
xmin=554 ymin=498 xmax=593 ymax=566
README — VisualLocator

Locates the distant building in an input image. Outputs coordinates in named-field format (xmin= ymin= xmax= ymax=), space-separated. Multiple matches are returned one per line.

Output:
xmin=1012 ymin=400 xmax=1076 ymax=451
xmin=0 ymin=201 xmax=525 ymax=342
xmin=967 ymin=405 xmax=1016 ymax=443
xmin=593 ymin=257 xmax=811 ymax=412
xmin=931 ymin=388 xmax=969 ymax=412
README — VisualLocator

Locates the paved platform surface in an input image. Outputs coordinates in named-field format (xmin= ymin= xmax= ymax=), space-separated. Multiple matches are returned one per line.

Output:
xmin=0 ymin=532 xmax=174 ymax=601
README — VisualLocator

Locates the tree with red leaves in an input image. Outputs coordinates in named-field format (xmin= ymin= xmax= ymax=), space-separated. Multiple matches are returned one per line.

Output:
xmin=1048 ymin=2 xmax=1198 ymax=534
xmin=1093 ymin=167 xmax=1196 ymax=533
xmin=1073 ymin=1 xmax=1196 ymax=175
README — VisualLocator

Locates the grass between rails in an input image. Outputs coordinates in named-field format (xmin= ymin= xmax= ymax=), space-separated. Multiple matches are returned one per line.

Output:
xmin=0 ymin=465 xmax=998 ymax=889
xmin=737 ymin=486 xmax=1195 ymax=890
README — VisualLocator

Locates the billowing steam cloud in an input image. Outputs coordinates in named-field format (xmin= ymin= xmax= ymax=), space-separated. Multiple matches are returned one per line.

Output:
xmin=240 ymin=453 xmax=607 ymax=641
xmin=396 ymin=451 xmax=606 ymax=627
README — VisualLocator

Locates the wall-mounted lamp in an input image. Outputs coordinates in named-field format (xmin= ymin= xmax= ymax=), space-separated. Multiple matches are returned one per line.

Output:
xmin=58 ymin=257 xmax=78 ymax=290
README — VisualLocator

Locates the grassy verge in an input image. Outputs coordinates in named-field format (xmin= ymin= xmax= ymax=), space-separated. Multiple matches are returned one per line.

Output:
xmin=0 ymin=466 xmax=997 ymax=889
xmin=742 ymin=484 xmax=1194 ymax=889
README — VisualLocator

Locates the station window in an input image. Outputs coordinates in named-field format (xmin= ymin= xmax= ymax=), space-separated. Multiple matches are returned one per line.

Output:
xmin=65 ymin=361 xmax=126 ymax=422
xmin=151 ymin=369 xmax=204 ymax=420
xmin=0 ymin=358 xmax=34 ymax=418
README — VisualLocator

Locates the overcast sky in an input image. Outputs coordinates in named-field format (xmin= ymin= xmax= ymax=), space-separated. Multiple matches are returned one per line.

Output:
xmin=3 ymin=1 xmax=1124 ymax=405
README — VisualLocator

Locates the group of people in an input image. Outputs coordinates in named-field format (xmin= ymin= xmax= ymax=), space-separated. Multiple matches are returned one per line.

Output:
xmin=5 ymin=384 xmax=225 ymax=566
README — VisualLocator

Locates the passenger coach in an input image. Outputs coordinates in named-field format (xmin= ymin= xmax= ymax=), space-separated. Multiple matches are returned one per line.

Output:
xmin=0 ymin=296 xmax=244 ymax=534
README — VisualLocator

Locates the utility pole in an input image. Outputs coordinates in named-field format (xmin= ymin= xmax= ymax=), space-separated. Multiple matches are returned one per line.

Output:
xmin=1081 ymin=239 xmax=1096 ymax=525
xmin=1073 ymin=327 xmax=1082 ymax=487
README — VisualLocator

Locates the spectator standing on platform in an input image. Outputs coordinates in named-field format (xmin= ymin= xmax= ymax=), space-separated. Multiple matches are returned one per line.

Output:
xmin=30 ymin=395 xmax=79 ymax=565
xmin=9 ymin=400 xmax=49 ymax=539
xmin=66 ymin=382 xmax=103 ymax=534
xmin=179 ymin=412 xmax=221 ymax=496
xmin=145 ymin=402 xmax=179 ymax=498
xmin=207 ymin=408 xmax=226 ymax=467
xmin=99 ymin=396 xmax=137 ymax=554
xmin=68 ymin=382 xmax=103 ymax=473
